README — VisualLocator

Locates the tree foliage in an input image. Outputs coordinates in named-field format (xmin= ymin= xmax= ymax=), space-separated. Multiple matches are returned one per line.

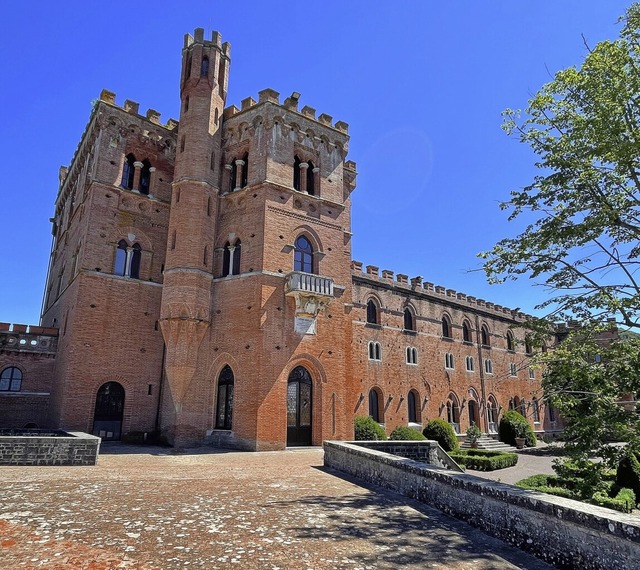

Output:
xmin=480 ymin=4 xmax=640 ymax=330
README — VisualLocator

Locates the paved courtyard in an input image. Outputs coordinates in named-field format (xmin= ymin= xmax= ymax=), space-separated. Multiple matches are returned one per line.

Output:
xmin=0 ymin=445 xmax=554 ymax=570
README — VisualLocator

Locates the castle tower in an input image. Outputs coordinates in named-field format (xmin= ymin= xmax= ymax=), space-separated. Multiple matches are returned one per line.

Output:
xmin=159 ymin=29 xmax=230 ymax=445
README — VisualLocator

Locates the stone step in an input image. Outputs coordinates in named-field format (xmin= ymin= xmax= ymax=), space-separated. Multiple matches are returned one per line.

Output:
xmin=460 ymin=436 xmax=517 ymax=452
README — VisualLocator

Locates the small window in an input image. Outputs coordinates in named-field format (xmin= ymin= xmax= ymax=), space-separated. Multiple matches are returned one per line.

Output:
xmin=481 ymin=325 xmax=490 ymax=347
xmin=406 ymin=347 xmax=417 ymax=365
xmin=445 ymin=353 xmax=454 ymax=369
xmin=293 ymin=155 xmax=301 ymax=191
xmin=509 ymin=363 xmax=517 ymax=377
xmin=529 ymin=368 xmax=535 ymax=380
xmin=201 ymin=55 xmax=209 ymax=77
xmin=366 ymin=299 xmax=379 ymax=325
xmin=548 ymin=403 xmax=557 ymax=422
xmin=368 ymin=341 xmax=382 ymax=361
xmin=525 ymin=337 xmax=533 ymax=355
xmin=114 ymin=240 xmax=128 ymax=276
xmin=506 ymin=331 xmax=515 ymax=351
xmin=462 ymin=321 xmax=472 ymax=343
xmin=403 ymin=308 xmax=415 ymax=331
xmin=139 ymin=159 xmax=151 ymax=195
xmin=121 ymin=154 xmax=135 ymax=189
xmin=484 ymin=359 xmax=493 ymax=374
xmin=222 ymin=240 xmax=241 ymax=277
xmin=0 ymin=367 xmax=22 ymax=391
xmin=215 ymin=365 xmax=234 ymax=430
xmin=293 ymin=235 xmax=313 ymax=273
xmin=465 ymin=356 xmax=475 ymax=372
xmin=306 ymin=159 xmax=315 ymax=196
xmin=369 ymin=388 xmax=382 ymax=423
xmin=130 ymin=243 xmax=141 ymax=279
xmin=442 ymin=315 xmax=452 ymax=339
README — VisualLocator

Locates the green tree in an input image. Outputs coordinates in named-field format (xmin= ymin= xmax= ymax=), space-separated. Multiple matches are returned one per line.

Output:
xmin=480 ymin=4 xmax=640 ymax=330
xmin=481 ymin=4 xmax=640 ymax=472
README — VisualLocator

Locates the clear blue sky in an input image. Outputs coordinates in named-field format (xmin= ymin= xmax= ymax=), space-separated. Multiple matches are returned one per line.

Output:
xmin=0 ymin=1 xmax=632 ymax=325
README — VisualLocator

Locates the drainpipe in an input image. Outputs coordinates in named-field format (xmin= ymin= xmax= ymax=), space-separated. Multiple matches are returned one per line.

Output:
xmin=475 ymin=314 xmax=488 ymax=434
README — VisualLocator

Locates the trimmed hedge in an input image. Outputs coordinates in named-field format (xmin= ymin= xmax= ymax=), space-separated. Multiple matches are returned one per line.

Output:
xmin=354 ymin=415 xmax=387 ymax=441
xmin=449 ymin=449 xmax=518 ymax=471
xmin=422 ymin=419 xmax=459 ymax=452
xmin=616 ymin=450 xmax=640 ymax=500
xmin=498 ymin=410 xmax=536 ymax=447
xmin=517 ymin=474 xmax=636 ymax=513
xmin=389 ymin=426 xmax=426 ymax=441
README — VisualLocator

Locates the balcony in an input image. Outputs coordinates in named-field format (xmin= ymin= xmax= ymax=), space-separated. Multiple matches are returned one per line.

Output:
xmin=285 ymin=272 xmax=335 ymax=320
xmin=285 ymin=272 xmax=334 ymax=297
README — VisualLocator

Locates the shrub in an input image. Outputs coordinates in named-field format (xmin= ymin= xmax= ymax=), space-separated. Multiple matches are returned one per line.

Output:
xmin=498 ymin=410 xmax=536 ymax=447
xmin=449 ymin=450 xmax=518 ymax=471
xmin=615 ymin=450 xmax=640 ymax=500
xmin=422 ymin=419 xmax=459 ymax=452
xmin=592 ymin=487 xmax=636 ymax=513
xmin=354 ymin=415 xmax=387 ymax=441
xmin=389 ymin=426 xmax=426 ymax=441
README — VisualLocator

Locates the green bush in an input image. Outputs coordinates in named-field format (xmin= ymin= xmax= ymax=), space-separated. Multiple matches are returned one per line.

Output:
xmin=449 ymin=450 xmax=518 ymax=471
xmin=592 ymin=487 xmax=636 ymax=513
xmin=422 ymin=419 xmax=459 ymax=452
xmin=389 ymin=426 xmax=426 ymax=441
xmin=354 ymin=415 xmax=387 ymax=441
xmin=498 ymin=410 xmax=536 ymax=447
xmin=616 ymin=450 xmax=640 ymax=500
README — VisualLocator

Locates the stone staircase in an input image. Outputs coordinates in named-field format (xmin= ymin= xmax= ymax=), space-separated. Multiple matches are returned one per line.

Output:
xmin=460 ymin=435 xmax=517 ymax=452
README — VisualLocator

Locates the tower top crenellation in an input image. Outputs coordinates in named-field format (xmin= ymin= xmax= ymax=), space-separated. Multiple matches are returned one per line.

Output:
xmin=183 ymin=28 xmax=230 ymax=56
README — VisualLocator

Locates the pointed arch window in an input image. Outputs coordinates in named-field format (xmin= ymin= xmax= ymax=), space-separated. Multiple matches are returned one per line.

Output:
xmin=506 ymin=331 xmax=515 ymax=352
xmin=481 ymin=325 xmax=490 ymax=347
xmin=442 ymin=315 xmax=452 ymax=339
xmin=114 ymin=240 xmax=142 ymax=278
xmin=201 ymin=55 xmax=209 ymax=77
xmin=293 ymin=155 xmax=302 ymax=190
xmin=114 ymin=240 xmax=128 ymax=276
xmin=306 ymin=159 xmax=315 ymax=195
xmin=403 ymin=308 xmax=415 ymax=331
xmin=369 ymin=388 xmax=383 ymax=423
xmin=0 ymin=367 xmax=22 ymax=392
xmin=465 ymin=355 xmax=475 ymax=372
xmin=215 ymin=365 xmax=234 ymax=430
xmin=294 ymin=235 xmax=313 ymax=273
xmin=130 ymin=243 xmax=142 ymax=279
xmin=462 ymin=321 xmax=472 ymax=343
xmin=368 ymin=341 xmax=382 ymax=361
xmin=408 ymin=390 xmax=420 ymax=424
xmin=446 ymin=393 xmax=460 ymax=434
xmin=366 ymin=299 xmax=379 ymax=325
xmin=139 ymin=159 xmax=151 ymax=195
xmin=121 ymin=154 xmax=135 ymax=189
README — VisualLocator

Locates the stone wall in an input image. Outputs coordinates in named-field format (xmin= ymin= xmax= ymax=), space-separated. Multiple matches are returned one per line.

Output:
xmin=324 ymin=441 xmax=640 ymax=570
xmin=353 ymin=440 xmax=463 ymax=472
xmin=0 ymin=431 xmax=100 ymax=466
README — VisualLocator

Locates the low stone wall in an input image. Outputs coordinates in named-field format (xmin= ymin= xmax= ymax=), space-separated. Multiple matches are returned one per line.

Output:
xmin=0 ymin=431 xmax=101 ymax=466
xmin=324 ymin=440 xmax=640 ymax=570
xmin=353 ymin=440 xmax=463 ymax=472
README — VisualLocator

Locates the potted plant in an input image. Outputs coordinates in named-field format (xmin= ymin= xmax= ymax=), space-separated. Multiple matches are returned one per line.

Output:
xmin=514 ymin=423 xmax=527 ymax=449
xmin=466 ymin=422 xmax=482 ymax=448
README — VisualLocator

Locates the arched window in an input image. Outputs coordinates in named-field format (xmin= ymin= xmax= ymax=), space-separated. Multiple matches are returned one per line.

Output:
xmin=366 ymin=299 xmax=379 ymax=325
xmin=294 ymin=235 xmax=313 ymax=273
xmin=484 ymin=359 xmax=493 ymax=374
xmin=230 ymin=153 xmax=249 ymax=191
xmin=465 ymin=355 xmax=475 ymax=372
xmin=139 ymin=159 xmax=151 ymax=195
xmin=114 ymin=240 xmax=128 ymax=276
xmin=306 ymin=159 xmax=315 ymax=196
xmin=293 ymin=155 xmax=301 ymax=190
xmin=215 ymin=365 xmax=234 ymax=430
xmin=201 ymin=55 xmax=209 ymax=77
xmin=130 ymin=243 xmax=141 ymax=279
xmin=121 ymin=154 xmax=135 ymax=189
xmin=0 ymin=367 xmax=22 ymax=391
xmin=222 ymin=240 xmax=241 ymax=277
xmin=368 ymin=341 xmax=381 ymax=361
xmin=506 ymin=331 xmax=515 ymax=351
xmin=241 ymin=152 xmax=248 ymax=188
xmin=462 ymin=320 xmax=472 ymax=343
xmin=442 ymin=315 xmax=452 ymax=339
xmin=406 ymin=347 xmax=417 ymax=365
xmin=408 ymin=390 xmax=420 ymax=424
xmin=532 ymin=398 xmax=541 ymax=423
xmin=446 ymin=393 xmax=460 ymax=433
xmin=525 ymin=337 xmax=533 ymax=355
xmin=403 ymin=308 xmax=415 ymax=331
xmin=445 ymin=353 xmax=454 ymax=369
xmin=369 ymin=388 xmax=382 ymax=423
xmin=481 ymin=325 xmax=490 ymax=347
xmin=487 ymin=395 xmax=499 ymax=433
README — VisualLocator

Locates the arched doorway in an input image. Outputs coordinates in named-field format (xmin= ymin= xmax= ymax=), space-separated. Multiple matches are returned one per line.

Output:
xmin=487 ymin=395 xmax=499 ymax=434
xmin=92 ymin=382 xmax=125 ymax=440
xmin=287 ymin=366 xmax=312 ymax=446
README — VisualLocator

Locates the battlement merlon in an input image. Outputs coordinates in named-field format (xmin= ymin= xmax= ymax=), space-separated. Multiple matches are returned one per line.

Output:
xmin=98 ymin=89 xmax=179 ymax=130
xmin=183 ymin=28 xmax=231 ymax=57
xmin=223 ymin=88 xmax=350 ymax=137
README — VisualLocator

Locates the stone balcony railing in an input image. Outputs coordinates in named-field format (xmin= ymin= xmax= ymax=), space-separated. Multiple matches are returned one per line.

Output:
xmin=285 ymin=272 xmax=334 ymax=298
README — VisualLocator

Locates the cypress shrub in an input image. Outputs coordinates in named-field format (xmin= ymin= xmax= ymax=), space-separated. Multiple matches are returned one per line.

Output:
xmin=422 ymin=418 xmax=459 ymax=452
xmin=389 ymin=426 xmax=426 ymax=441
xmin=354 ymin=415 xmax=387 ymax=441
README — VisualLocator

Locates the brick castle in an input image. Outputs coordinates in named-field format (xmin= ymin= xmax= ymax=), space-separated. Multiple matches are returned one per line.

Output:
xmin=0 ymin=29 xmax=556 ymax=449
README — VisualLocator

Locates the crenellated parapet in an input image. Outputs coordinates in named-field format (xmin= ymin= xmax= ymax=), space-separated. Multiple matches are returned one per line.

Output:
xmin=0 ymin=323 xmax=58 ymax=355
xmin=350 ymin=261 xmax=530 ymax=321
